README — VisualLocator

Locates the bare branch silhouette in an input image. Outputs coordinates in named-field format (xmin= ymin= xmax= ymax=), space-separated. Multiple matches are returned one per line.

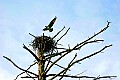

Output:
xmin=48 ymin=44 xmax=112 ymax=79
xmin=3 ymin=19 xmax=116 ymax=80
xmin=3 ymin=56 xmax=38 ymax=77
xmin=45 ymin=39 xmax=104 ymax=74
xmin=23 ymin=44 xmax=40 ymax=62
xmin=59 ymin=53 xmax=77 ymax=80
xmin=15 ymin=62 xmax=37 ymax=80
xmin=46 ymin=74 xmax=116 ymax=79
xmin=56 ymin=27 xmax=70 ymax=43
xmin=52 ymin=26 xmax=65 ymax=39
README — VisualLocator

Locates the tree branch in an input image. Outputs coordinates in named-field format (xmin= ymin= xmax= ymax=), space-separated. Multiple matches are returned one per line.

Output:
xmin=45 ymin=49 xmax=73 ymax=74
xmin=48 ymin=45 xmax=112 ymax=80
xmin=45 ymin=39 xmax=104 ymax=70
xmin=72 ymin=44 xmax=112 ymax=64
xmin=15 ymin=62 xmax=37 ymax=80
xmin=45 ymin=39 xmax=104 ymax=60
xmin=21 ymin=76 xmax=37 ymax=78
xmin=45 ymin=39 xmax=104 ymax=74
xmin=74 ymin=39 xmax=104 ymax=50
xmin=26 ymin=73 xmax=36 ymax=80
xmin=3 ymin=56 xmax=38 ymax=77
xmin=46 ymin=59 xmax=70 ymax=71
xmin=56 ymin=27 xmax=70 ymax=43
xmin=73 ymin=21 xmax=111 ymax=48
xmin=29 ymin=33 xmax=36 ymax=38
xmin=46 ymin=74 xmax=116 ymax=79
xmin=59 ymin=53 xmax=77 ymax=80
xmin=52 ymin=26 xmax=65 ymax=39
xmin=44 ymin=21 xmax=110 ymax=71
xmin=23 ymin=44 xmax=40 ymax=62
xmin=49 ymin=53 xmax=77 ymax=80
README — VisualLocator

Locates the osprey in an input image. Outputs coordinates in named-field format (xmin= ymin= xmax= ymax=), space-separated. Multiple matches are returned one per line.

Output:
xmin=43 ymin=16 xmax=57 ymax=32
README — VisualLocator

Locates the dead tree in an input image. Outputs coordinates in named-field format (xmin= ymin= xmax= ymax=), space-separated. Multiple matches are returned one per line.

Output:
xmin=3 ymin=17 xmax=117 ymax=80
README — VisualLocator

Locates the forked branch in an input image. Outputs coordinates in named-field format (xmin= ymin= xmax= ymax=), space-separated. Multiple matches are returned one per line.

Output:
xmin=15 ymin=62 xmax=37 ymax=80
xmin=23 ymin=44 xmax=40 ymax=62
xmin=49 ymin=44 xmax=112 ymax=80
xmin=45 ymin=21 xmax=111 ymax=74
xmin=52 ymin=26 xmax=65 ymax=39
xmin=3 ymin=56 xmax=38 ymax=77
xmin=45 ymin=39 xmax=104 ymax=74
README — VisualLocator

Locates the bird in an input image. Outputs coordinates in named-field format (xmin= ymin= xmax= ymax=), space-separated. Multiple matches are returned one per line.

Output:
xmin=43 ymin=16 xmax=57 ymax=32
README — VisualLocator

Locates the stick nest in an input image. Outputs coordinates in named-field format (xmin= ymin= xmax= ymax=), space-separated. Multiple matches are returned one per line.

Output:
xmin=31 ymin=36 xmax=56 ymax=53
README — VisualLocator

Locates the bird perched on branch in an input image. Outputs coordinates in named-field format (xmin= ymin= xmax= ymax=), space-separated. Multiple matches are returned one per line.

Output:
xmin=43 ymin=16 xmax=57 ymax=32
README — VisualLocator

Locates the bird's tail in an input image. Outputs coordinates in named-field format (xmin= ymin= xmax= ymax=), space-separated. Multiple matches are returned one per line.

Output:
xmin=43 ymin=26 xmax=48 ymax=31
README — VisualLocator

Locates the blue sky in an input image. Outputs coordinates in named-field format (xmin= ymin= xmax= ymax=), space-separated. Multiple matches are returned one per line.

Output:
xmin=0 ymin=0 xmax=120 ymax=80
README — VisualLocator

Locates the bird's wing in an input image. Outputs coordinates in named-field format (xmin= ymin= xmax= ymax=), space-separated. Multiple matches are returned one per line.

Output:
xmin=48 ymin=16 xmax=57 ymax=28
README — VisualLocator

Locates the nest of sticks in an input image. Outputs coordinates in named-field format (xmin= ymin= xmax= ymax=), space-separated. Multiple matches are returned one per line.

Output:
xmin=31 ymin=35 xmax=56 ymax=53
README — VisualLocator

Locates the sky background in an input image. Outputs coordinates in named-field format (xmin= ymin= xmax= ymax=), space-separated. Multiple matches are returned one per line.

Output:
xmin=0 ymin=0 xmax=120 ymax=80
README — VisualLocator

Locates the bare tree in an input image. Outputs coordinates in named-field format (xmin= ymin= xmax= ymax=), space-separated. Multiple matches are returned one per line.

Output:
xmin=3 ymin=17 xmax=116 ymax=80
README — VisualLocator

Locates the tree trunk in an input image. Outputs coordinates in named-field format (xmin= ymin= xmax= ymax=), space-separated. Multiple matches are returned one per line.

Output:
xmin=38 ymin=49 xmax=46 ymax=80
